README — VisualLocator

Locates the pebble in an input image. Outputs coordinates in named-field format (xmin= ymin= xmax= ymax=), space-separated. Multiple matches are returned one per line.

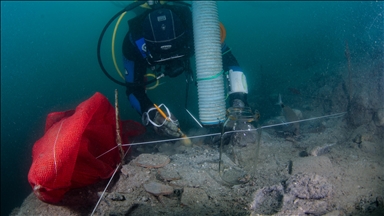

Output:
xmin=286 ymin=173 xmax=332 ymax=199
xmin=143 ymin=182 xmax=174 ymax=196
xmin=109 ymin=192 xmax=125 ymax=201
xmin=158 ymin=167 xmax=181 ymax=181
xmin=310 ymin=143 xmax=335 ymax=156
xmin=373 ymin=109 xmax=384 ymax=127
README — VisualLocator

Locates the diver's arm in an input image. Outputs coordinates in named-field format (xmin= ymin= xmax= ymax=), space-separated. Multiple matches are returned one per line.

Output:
xmin=221 ymin=43 xmax=249 ymax=108
xmin=222 ymin=42 xmax=240 ymax=70
xmin=122 ymin=31 xmax=155 ymax=116
xmin=123 ymin=56 xmax=185 ymax=139
xmin=123 ymin=57 xmax=154 ymax=116
xmin=123 ymin=57 xmax=181 ymax=138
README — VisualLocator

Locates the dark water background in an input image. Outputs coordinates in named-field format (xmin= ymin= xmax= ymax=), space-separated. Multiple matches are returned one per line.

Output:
xmin=1 ymin=1 xmax=382 ymax=215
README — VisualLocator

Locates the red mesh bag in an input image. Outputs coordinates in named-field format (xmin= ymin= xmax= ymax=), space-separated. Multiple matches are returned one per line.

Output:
xmin=27 ymin=92 xmax=145 ymax=203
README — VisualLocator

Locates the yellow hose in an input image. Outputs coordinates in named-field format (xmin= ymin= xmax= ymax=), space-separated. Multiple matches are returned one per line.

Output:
xmin=112 ymin=12 xmax=127 ymax=80
xmin=112 ymin=12 xmax=160 ymax=90
xmin=144 ymin=74 xmax=159 ymax=90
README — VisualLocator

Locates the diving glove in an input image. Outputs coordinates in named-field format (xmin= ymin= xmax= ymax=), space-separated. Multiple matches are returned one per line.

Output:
xmin=142 ymin=105 xmax=181 ymax=138
xmin=152 ymin=111 xmax=181 ymax=138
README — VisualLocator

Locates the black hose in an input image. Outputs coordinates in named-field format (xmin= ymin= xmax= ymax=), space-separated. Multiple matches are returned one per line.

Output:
xmin=97 ymin=1 xmax=191 ymax=87
xmin=97 ymin=2 xmax=143 ymax=86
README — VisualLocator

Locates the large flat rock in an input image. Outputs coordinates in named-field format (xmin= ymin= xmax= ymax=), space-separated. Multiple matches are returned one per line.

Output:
xmin=134 ymin=153 xmax=170 ymax=168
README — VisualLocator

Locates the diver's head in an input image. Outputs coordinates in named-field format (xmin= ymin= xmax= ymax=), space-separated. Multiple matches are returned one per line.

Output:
xmin=142 ymin=8 xmax=188 ymax=63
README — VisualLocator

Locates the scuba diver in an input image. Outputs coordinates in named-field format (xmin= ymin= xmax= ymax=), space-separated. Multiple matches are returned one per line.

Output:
xmin=122 ymin=1 xmax=250 ymax=138
xmin=98 ymin=0 xmax=251 ymax=139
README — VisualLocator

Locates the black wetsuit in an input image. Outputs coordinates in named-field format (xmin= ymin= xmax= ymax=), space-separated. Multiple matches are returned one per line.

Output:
xmin=122 ymin=3 xmax=245 ymax=118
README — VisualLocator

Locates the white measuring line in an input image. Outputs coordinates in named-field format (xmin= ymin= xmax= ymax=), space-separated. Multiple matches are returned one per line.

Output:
xmin=91 ymin=111 xmax=347 ymax=215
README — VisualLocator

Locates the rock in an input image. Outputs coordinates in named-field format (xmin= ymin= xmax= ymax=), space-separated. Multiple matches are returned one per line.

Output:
xmin=352 ymin=134 xmax=363 ymax=144
xmin=292 ymin=109 xmax=303 ymax=119
xmin=250 ymin=181 xmax=330 ymax=216
xmin=134 ymin=153 xmax=170 ymax=168
xmin=158 ymin=166 xmax=181 ymax=181
xmin=348 ymin=93 xmax=375 ymax=127
xmin=360 ymin=141 xmax=381 ymax=154
xmin=355 ymin=195 xmax=381 ymax=213
xmin=117 ymin=164 xmax=151 ymax=191
xmin=373 ymin=109 xmax=384 ymax=127
xmin=310 ymin=143 xmax=335 ymax=156
xmin=181 ymin=187 xmax=209 ymax=207
xmin=293 ymin=199 xmax=328 ymax=215
xmin=277 ymin=173 xmax=332 ymax=215
xmin=143 ymin=182 xmax=174 ymax=196
xmin=109 ymin=192 xmax=125 ymax=201
xmin=218 ymin=164 xmax=248 ymax=185
xmin=377 ymin=196 xmax=384 ymax=206
xmin=285 ymin=173 xmax=332 ymax=199
xmin=249 ymin=184 xmax=284 ymax=215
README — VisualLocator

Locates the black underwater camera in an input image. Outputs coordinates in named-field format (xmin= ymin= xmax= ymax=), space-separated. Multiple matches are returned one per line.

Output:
xmin=164 ymin=58 xmax=186 ymax=77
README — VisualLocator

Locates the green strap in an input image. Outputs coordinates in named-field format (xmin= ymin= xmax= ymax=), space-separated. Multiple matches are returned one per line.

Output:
xmin=225 ymin=93 xmax=229 ymax=101
xmin=196 ymin=70 xmax=230 ymax=102
xmin=221 ymin=47 xmax=232 ymax=56
xmin=196 ymin=70 xmax=225 ymax=81
xmin=195 ymin=47 xmax=231 ymax=82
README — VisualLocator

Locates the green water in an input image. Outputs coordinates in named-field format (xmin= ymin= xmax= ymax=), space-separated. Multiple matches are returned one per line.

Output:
xmin=1 ymin=1 xmax=382 ymax=215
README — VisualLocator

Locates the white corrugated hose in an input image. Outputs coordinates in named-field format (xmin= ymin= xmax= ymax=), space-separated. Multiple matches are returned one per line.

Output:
xmin=192 ymin=1 xmax=226 ymax=126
